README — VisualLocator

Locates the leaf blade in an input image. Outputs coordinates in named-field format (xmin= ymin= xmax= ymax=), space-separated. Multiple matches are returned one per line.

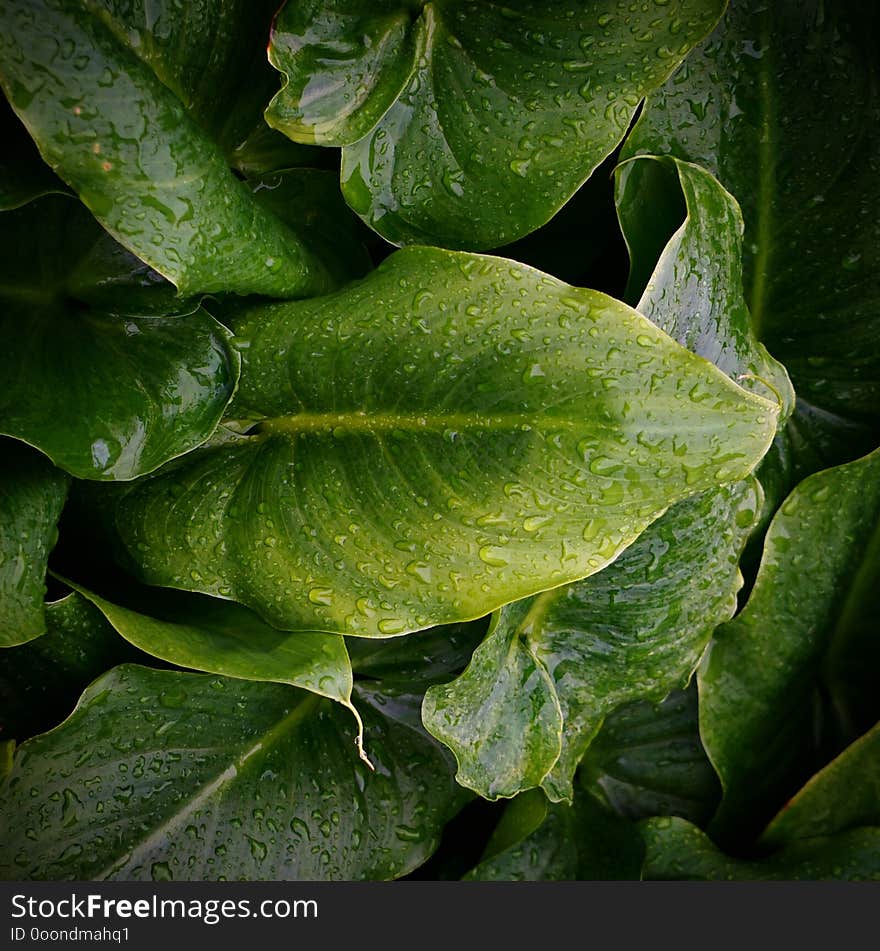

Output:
xmin=97 ymin=247 xmax=777 ymax=636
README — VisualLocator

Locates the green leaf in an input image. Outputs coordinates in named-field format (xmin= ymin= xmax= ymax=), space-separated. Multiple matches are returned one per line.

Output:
xmin=0 ymin=664 xmax=465 ymax=880
xmin=95 ymin=247 xmax=778 ymax=635
xmin=700 ymin=448 xmax=880 ymax=842
xmin=267 ymin=0 xmax=726 ymax=249
xmin=0 ymin=0 xmax=335 ymax=297
xmin=641 ymin=817 xmax=880 ymax=881
xmin=617 ymin=156 xmax=793 ymax=418
xmin=67 ymin=580 xmax=363 ymax=750
xmin=422 ymin=479 xmax=760 ymax=801
xmin=0 ymin=592 xmax=139 ymax=742
xmin=0 ymin=96 xmax=67 ymax=210
xmin=762 ymin=724 xmax=880 ymax=848
xmin=466 ymin=788 xmax=643 ymax=881
xmin=0 ymin=441 xmax=69 ymax=647
xmin=622 ymin=0 xmax=880 ymax=432
xmin=0 ymin=196 xmax=239 ymax=480
xmin=580 ymin=688 xmax=720 ymax=826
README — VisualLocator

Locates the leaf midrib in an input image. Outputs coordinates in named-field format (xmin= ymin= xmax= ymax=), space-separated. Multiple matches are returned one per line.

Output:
xmin=253 ymin=409 xmax=753 ymax=436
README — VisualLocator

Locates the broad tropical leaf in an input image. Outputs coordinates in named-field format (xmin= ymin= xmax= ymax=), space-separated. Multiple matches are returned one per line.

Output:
xmin=0 ymin=663 xmax=467 ymax=880
xmin=0 ymin=0 xmax=336 ymax=297
xmin=0 ymin=442 xmax=69 ymax=647
xmin=0 ymin=196 xmax=239 ymax=480
xmin=700 ymin=448 xmax=880 ymax=841
xmin=267 ymin=0 xmax=726 ymax=249
xmin=95 ymin=247 xmax=777 ymax=636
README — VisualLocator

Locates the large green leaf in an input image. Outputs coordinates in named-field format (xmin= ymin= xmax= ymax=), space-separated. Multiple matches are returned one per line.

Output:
xmin=0 ymin=196 xmax=239 ymax=480
xmin=0 ymin=664 xmax=466 ymax=881
xmin=0 ymin=592 xmax=139 ymax=742
xmin=0 ymin=0 xmax=335 ymax=297
xmin=641 ymin=817 xmax=880 ymax=881
xmin=422 ymin=479 xmax=759 ymax=801
xmin=0 ymin=441 xmax=69 ymax=647
xmin=700 ymin=448 xmax=880 ymax=842
xmin=580 ymin=688 xmax=720 ymax=826
xmin=622 ymin=0 xmax=880 ymax=433
xmin=466 ymin=787 xmax=643 ymax=881
xmin=762 ymin=724 xmax=880 ymax=848
xmin=266 ymin=0 xmax=726 ymax=250
xmin=95 ymin=247 xmax=777 ymax=636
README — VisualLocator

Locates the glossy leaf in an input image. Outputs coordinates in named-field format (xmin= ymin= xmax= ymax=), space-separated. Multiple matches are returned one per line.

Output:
xmin=580 ymin=688 xmax=720 ymax=826
xmin=0 ymin=196 xmax=239 ymax=480
xmin=622 ymin=0 xmax=880 ymax=431
xmin=68 ymin=581 xmax=360 ymax=732
xmin=466 ymin=788 xmax=643 ymax=882
xmin=700 ymin=448 xmax=880 ymax=841
xmin=0 ymin=665 xmax=465 ymax=880
xmin=96 ymin=247 xmax=777 ymax=636
xmin=762 ymin=724 xmax=880 ymax=848
xmin=422 ymin=479 xmax=760 ymax=801
xmin=641 ymin=817 xmax=880 ymax=881
xmin=0 ymin=592 xmax=139 ymax=741
xmin=267 ymin=0 xmax=726 ymax=249
xmin=0 ymin=441 xmax=69 ymax=647
xmin=0 ymin=0 xmax=335 ymax=297
xmin=617 ymin=156 xmax=793 ymax=417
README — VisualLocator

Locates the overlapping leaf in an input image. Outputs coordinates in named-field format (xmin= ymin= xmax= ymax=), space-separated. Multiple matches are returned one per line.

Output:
xmin=622 ymin=0 xmax=880 ymax=441
xmin=68 ymin=580 xmax=364 ymax=747
xmin=0 ymin=442 xmax=69 ymax=647
xmin=94 ymin=247 xmax=777 ymax=636
xmin=0 ymin=0 xmax=336 ymax=297
xmin=267 ymin=0 xmax=726 ymax=249
xmin=700 ymin=447 xmax=880 ymax=842
xmin=0 ymin=196 xmax=239 ymax=481
xmin=423 ymin=481 xmax=760 ymax=801
xmin=0 ymin=662 xmax=467 ymax=880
